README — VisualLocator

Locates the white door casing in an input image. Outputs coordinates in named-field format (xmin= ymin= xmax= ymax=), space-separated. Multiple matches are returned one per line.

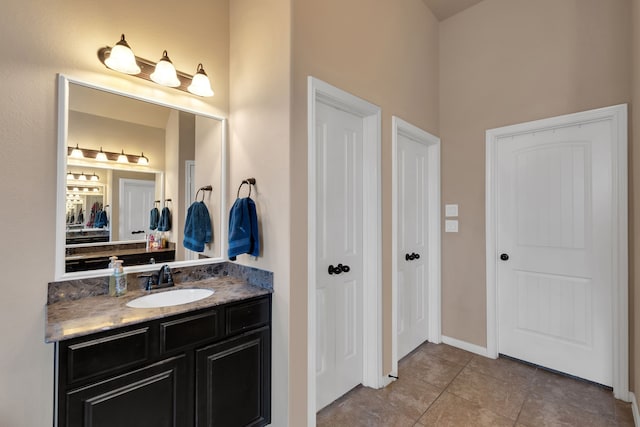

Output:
xmin=119 ymin=179 xmax=155 ymax=241
xmin=308 ymin=77 xmax=382 ymax=424
xmin=185 ymin=160 xmax=197 ymax=261
xmin=486 ymin=104 xmax=628 ymax=399
xmin=391 ymin=116 xmax=441 ymax=375
xmin=315 ymin=101 xmax=365 ymax=410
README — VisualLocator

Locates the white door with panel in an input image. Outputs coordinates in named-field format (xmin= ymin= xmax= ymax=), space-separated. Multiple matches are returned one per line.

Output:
xmin=119 ymin=179 xmax=155 ymax=241
xmin=497 ymin=119 xmax=613 ymax=386
xmin=315 ymin=101 xmax=364 ymax=410
xmin=397 ymin=134 xmax=430 ymax=360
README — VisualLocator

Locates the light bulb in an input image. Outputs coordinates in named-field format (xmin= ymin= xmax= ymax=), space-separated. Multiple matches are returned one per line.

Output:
xmin=104 ymin=34 xmax=141 ymax=75
xmin=150 ymin=51 xmax=181 ymax=87
xmin=188 ymin=64 xmax=214 ymax=97
xmin=95 ymin=147 xmax=108 ymax=162
xmin=117 ymin=150 xmax=129 ymax=163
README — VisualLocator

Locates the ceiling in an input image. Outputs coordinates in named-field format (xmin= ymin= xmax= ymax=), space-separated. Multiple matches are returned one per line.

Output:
xmin=422 ymin=0 xmax=485 ymax=21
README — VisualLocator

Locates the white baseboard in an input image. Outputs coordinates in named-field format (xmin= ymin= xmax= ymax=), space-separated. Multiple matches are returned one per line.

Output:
xmin=441 ymin=335 xmax=491 ymax=358
xmin=631 ymin=392 xmax=639 ymax=427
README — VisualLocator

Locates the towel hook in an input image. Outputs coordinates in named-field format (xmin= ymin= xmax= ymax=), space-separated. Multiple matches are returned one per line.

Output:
xmin=237 ymin=178 xmax=256 ymax=199
xmin=195 ymin=185 xmax=213 ymax=202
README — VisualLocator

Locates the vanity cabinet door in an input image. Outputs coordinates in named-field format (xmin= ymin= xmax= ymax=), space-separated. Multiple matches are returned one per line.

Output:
xmin=195 ymin=328 xmax=271 ymax=427
xmin=65 ymin=354 xmax=190 ymax=427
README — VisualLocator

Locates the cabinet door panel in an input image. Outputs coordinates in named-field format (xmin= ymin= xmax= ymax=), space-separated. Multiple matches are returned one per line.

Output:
xmin=66 ymin=355 xmax=189 ymax=427
xmin=196 ymin=329 xmax=271 ymax=427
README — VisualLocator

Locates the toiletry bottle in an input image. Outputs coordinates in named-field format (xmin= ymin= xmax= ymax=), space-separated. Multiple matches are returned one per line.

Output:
xmin=108 ymin=256 xmax=118 ymax=296
xmin=114 ymin=260 xmax=127 ymax=296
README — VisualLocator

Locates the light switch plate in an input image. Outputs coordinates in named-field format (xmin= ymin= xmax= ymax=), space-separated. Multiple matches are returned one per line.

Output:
xmin=445 ymin=204 xmax=459 ymax=217
xmin=445 ymin=220 xmax=459 ymax=233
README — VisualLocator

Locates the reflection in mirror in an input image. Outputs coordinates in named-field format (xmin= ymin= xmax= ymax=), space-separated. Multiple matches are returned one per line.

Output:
xmin=57 ymin=76 xmax=226 ymax=278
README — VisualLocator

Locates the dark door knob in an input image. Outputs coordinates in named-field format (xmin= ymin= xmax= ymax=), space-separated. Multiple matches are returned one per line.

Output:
xmin=328 ymin=264 xmax=351 ymax=275
xmin=405 ymin=252 xmax=420 ymax=261
xmin=500 ymin=253 xmax=509 ymax=261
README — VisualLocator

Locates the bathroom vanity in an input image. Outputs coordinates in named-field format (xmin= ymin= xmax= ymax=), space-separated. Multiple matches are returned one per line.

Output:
xmin=47 ymin=273 xmax=272 ymax=427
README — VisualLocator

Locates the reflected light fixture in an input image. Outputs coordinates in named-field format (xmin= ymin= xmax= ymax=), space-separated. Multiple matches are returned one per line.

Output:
xmin=97 ymin=34 xmax=214 ymax=97
xmin=150 ymin=50 xmax=181 ymax=87
xmin=90 ymin=173 xmax=100 ymax=182
xmin=137 ymin=152 xmax=149 ymax=166
xmin=117 ymin=150 xmax=129 ymax=163
xmin=67 ymin=171 xmax=74 ymax=180
xmin=78 ymin=172 xmax=87 ymax=181
xmin=103 ymin=34 xmax=141 ymax=75
xmin=70 ymin=144 xmax=84 ymax=159
xmin=188 ymin=63 xmax=214 ymax=97
xmin=95 ymin=147 xmax=108 ymax=162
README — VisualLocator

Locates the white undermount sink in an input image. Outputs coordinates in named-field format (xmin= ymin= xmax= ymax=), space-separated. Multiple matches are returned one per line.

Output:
xmin=126 ymin=288 xmax=214 ymax=309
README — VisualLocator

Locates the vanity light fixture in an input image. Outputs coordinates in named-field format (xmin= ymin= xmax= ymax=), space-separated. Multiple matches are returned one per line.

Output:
xmin=137 ymin=152 xmax=149 ymax=166
xmin=97 ymin=34 xmax=214 ymax=97
xmin=70 ymin=144 xmax=84 ymax=159
xmin=90 ymin=173 xmax=100 ymax=182
xmin=68 ymin=146 xmax=148 ymax=165
xmin=117 ymin=150 xmax=129 ymax=164
xmin=95 ymin=147 xmax=108 ymax=162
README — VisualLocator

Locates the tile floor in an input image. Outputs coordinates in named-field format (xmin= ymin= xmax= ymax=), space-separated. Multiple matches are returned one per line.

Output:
xmin=317 ymin=342 xmax=635 ymax=426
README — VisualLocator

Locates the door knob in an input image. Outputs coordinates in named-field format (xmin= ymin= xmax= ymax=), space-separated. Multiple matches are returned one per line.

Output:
xmin=328 ymin=264 xmax=351 ymax=275
xmin=500 ymin=253 xmax=509 ymax=261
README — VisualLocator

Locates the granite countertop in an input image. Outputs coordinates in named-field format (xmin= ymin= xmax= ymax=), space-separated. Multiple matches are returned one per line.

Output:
xmin=46 ymin=276 xmax=271 ymax=343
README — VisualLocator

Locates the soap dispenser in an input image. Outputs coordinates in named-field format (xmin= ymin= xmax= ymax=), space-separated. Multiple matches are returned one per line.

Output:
xmin=114 ymin=260 xmax=127 ymax=297
xmin=108 ymin=256 xmax=119 ymax=296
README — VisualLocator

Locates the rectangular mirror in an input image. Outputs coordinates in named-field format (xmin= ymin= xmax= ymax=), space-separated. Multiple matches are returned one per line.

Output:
xmin=56 ymin=75 xmax=227 ymax=279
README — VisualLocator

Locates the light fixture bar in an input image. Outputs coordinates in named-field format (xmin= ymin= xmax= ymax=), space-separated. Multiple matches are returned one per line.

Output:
xmin=67 ymin=146 xmax=149 ymax=165
xmin=98 ymin=47 xmax=200 ymax=94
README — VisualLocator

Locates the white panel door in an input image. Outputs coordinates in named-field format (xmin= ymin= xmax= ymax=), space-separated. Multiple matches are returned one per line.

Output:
xmin=315 ymin=101 xmax=364 ymax=410
xmin=397 ymin=134 xmax=429 ymax=359
xmin=119 ymin=179 xmax=155 ymax=241
xmin=497 ymin=119 xmax=613 ymax=385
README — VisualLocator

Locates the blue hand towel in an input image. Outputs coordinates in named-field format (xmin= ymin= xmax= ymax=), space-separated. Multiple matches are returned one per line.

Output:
xmin=158 ymin=207 xmax=172 ymax=231
xmin=228 ymin=197 xmax=259 ymax=261
xmin=150 ymin=207 xmax=159 ymax=230
xmin=183 ymin=201 xmax=212 ymax=252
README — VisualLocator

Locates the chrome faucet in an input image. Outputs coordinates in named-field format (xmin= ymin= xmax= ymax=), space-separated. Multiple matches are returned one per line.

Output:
xmin=157 ymin=264 xmax=174 ymax=287
xmin=137 ymin=264 xmax=175 ymax=291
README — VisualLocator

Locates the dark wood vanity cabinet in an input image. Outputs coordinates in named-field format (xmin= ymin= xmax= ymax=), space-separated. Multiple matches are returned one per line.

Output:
xmin=55 ymin=295 xmax=271 ymax=427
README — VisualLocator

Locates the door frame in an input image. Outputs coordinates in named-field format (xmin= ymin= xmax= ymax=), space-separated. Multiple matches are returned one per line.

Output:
xmin=485 ymin=104 xmax=628 ymax=400
xmin=307 ymin=76 xmax=382 ymax=423
xmin=391 ymin=116 xmax=441 ymax=376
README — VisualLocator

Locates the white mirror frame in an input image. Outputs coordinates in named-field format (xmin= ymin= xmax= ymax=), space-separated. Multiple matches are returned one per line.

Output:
xmin=56 ymin=74 xmax=228 ymax=280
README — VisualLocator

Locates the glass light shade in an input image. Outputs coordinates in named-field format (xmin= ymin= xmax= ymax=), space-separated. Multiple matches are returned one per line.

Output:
xmin=93 ymin=188 xmax=99 ymax=192
xmin=83 ymin=187 xmax=89 ymax=192
xmin=104 ymin=34 xmax=141 ymax=75
xmin=137 ymin=152 xmax=149 ymax=166
xmin=117 ymin=150 xmax=129 ymax=163
xmin=70 ymin=144 xmax=84 ymax=159
xmin=72 ymin=187 xmax=79 ymax=192
xmin=78 ymin=173 xmax=87 ymax=181
xmin=188 ymin=64 xmax=214 ymax=97
xmin=150 ymin=51 xmax=181 ymax=87
xmin=66 ymin=171 xmax=74 ymax=180
xmin=90 ymin=173 xmax=99 ymax=182
xmin=95 ymin=147 xmax=108 ymax=162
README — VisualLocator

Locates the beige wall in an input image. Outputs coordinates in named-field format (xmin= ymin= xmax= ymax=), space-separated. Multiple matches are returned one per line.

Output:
xmin=229 ymin=0 xmax=292 ymax=424
xmin=0 ymin=0 xmax=228 ymax=425
xmin=290 ymin=0 xmax=439 ymax=422
xmin=439 ymin=0 xmax=632 ymax=347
